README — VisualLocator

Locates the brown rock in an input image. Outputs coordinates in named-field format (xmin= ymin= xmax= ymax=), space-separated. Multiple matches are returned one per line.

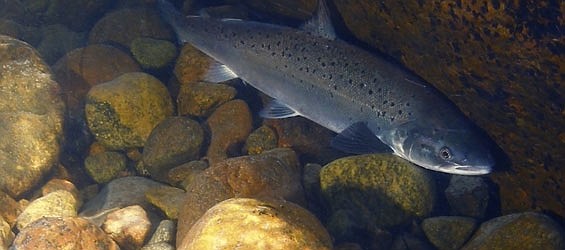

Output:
xmin=177 ymin=148 xmax=305 ymax=246
xmin=206 ymin=99 xmax=253 ymax=165
xmin=88 ymin=8 xmax=173 ymax=48
xmin=12 ymin=217 xmax=119 ymax=250
xmin=177 ymin=81 xmax=237 ymax=117
xmin=40 ymin=179 xmax=80 ymax=203
xmin=244 ymin=125 xmax=278 ymax=155
xmin=173 ymin=44 xmax=213 ymax=85
xmin=16 ymin=190 xmax=79 ymax=231
xmin=179 ymin=198 xmax=332 ymax=250
xmin=102 ymin=205 xmax=152 ymax=250
xmin=167 ymin=160 xmax=209 ymax=189
xmin=145 ymin=186 xmax=186 ymax=219
xmin=0 ymin=190 xmax=21 ymax=227
xmin=0 ymin=217 xmax=14 ymax=250
xmin=243 ymin=0 xmax=316 ymax=21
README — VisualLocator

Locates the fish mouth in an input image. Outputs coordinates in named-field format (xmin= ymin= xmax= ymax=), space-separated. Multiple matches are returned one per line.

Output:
xmin=445 ymin=165 xmax=492 ymax=175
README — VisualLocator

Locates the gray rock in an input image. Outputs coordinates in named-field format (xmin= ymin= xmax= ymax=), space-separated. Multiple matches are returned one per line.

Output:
xmin=80 ymin=176 xmax=166 ymax=226
xmin=320 ymin=154 xmax=436 ymax=228
xmin=142 ymin=116 xmax=205 ymax=182
xmin=0 ymin=35 xmax=65 ymax=198
xmin=461 ymin=212 xmax=565 ymax=250
xmin=421 ymin=216 xmax=477 ymax=250
xmin=147 ymin=220 xmax=176 ymax=245
xmin=84 ymin=151 xmax=127 ymax=183
xmin=445 ymin=175 xmax=489 ymax=218
xmin=141 ymin=242 xmax=175 ymax=250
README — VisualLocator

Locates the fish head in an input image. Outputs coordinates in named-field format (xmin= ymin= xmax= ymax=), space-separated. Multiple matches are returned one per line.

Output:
xmin=391 ymin=122 xmax=494 ymax=175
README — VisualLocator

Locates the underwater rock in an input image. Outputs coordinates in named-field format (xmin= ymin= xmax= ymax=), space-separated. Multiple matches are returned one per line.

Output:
xmin=320 ymin=154 xmax=436 ymax=228
xmin=177 ymin=81 xmax=237 ymax=117
xmin=89 ymin=7 xmax=173 ymax=48
xmin=102 ymin=205 xmax=151 ymax=250
xmin=445 ymin=175 xmax=490 ymax=218
xmin=0 ymin=190 xmax=21 ymax=227
xmin=205 ymin=99 xmax=253 ymax=165
xmin=0 ymin=19 xmax=41 ymax=45
xmin=332 ymin=0 xmax=565 ymax=218
xmin=145 ymin=186 xmax=185 ymax=220
xmin=244 ymin=125 xmax=278 ymax=155
xmin=39 ymin=179 xmax=80 ymax=204
xmin=421 ymin=216 xmax=478 ymax=250
xmin=16 ymin=190 xmax=79 ymax=231
xmin=146 ymin=219 xmax=176 ymax=246
xmin=461 ymin=212 xmax=565 ymax=250
xmin=84 ymin=151 xmax=127 ymax=183
xmin=179 ymin=198 xmax=332 ymax=250
xmin=167 ymin=160 xmax=209 ymax=189
xmin=141 ymin=242 xmax=175 ymax=250
xmin=29 ymin=0 xmax=113 ymax=31
xmin=79 ymin=176 xmax=165 ymax=226
xmin=243 ymin=0 xmax=316 ymax=21
xmin=173 ymin=44 xmax=215 ymax=85
xmin=11 ymin=217 xmax=119 ymax=250
xmin=176 ymin=148 xmax=304 ymax=246
xmin=0 ymin=217 xmax=13 ymax=250
xmin=130 ymin=37 xmax=177 ymax=70
xmin=36 ymin=24 xmax=86 ymax=65
xmin=142 ymin=116 xmax=205 ymax=182
xmin=0 ymin=35 xmax=65 ymax=198
xmin=85 ymin=72 xmax=174 ymax=149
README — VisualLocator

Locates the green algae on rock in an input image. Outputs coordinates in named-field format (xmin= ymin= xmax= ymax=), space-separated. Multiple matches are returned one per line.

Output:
xmin=179 ymin=198 xmax=332 ymax=250
xmin=244 ymin=125 xmax=278 ymax=155
xmin=130 ymin=37 xmax=177 ymax=70
xmin=461 ymin=212 xmax=565 ymax=250
xmin=177 ymin=81 xmax=237 ymax=117
xmin=0 ymin=35 xmax=65 ymax=198
xmin=320 ymin=154 xmax=436 ymax=228
xmin=422 ymin=216 xmax=478 ymax=250
xmin=142 ymin=116 xmax=205 ymax=182
xmin=84 ymin=151 xmax=127 ymax=183
xmin=85 ymin=72 xmax=174 ymax=149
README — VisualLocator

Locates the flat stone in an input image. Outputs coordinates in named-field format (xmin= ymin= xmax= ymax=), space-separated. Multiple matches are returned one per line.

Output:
xmin=145 ymin=186 xmax=186 ymax=220
xmin=177 ymin=81 xmax=237 ymax=117
xmin=130 ymin=37 xmax=177 ymax=70
xmin=84 ymin=151 xmax=127 ymax=183
xmin=422 ymin=216 xmax=478 ymax=250
xmin=445 ymin=175 xmax=489 ymax=218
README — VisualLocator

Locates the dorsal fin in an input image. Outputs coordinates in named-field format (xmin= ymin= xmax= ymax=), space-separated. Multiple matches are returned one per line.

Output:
xmin=300 ymin=0 xmax=336 ymax=40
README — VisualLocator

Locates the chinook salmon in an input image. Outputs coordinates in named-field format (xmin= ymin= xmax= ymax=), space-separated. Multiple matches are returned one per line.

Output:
xmin=157 ymin=0 xmax=494 ymax=175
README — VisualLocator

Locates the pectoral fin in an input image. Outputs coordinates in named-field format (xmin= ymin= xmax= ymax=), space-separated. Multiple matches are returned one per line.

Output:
xmin=259 ymin=99 xmax=300 ymax=119
xmin=331 ymin=122 xmax=392 ymax=154
xmin=204 ymin=61 xmax=239 ymax=83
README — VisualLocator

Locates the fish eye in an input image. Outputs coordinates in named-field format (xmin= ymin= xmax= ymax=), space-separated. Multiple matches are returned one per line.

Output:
xmin=439 ymin=147 xmax=452 ymax=160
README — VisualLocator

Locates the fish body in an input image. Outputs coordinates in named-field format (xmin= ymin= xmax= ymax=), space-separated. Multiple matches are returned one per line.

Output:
xmin=158 ymin=0 xmax=494 ymax=175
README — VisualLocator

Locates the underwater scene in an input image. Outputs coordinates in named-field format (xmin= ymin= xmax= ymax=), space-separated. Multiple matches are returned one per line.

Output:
xmin=0 ymin=0 xmax=563 ymax=249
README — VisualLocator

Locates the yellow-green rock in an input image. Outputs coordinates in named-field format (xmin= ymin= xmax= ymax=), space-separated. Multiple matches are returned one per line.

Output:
xmin=177 ymin=81 xmax=237 ymax=117
xmin=179 ymin=198 xmax=332 ymax=250
xmin=84 ymin=151 xmax=127 ymax=183
xmin=244 ymin=125 xmax=278 ymax=155
xmin=16 ymin=190 xmax=79 ymax=230
xmin=85 ymin=72 xmax=174 ymax=149
xmin=422 ymin=216 xmax=478 ymax=250
xmin=145 ymin=186 xmax=185 ymax=220
xmin=320 ymin=154 xmax=436 ymax=228
xmin=461 ymin=212 xmax=565 ymax=250
xmin=130 ymin=37 xmax=177 ymax=69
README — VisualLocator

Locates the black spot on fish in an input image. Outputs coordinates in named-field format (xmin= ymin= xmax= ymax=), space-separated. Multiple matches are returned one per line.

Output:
xmin=378 ymin=88 xmax=382 ymax=92
xmin=390 ymin=102 xmax=395 ymax=107
xmin=406 ymin=102 xmax=410 ymax=106
xmin=321 ymin=62 xmax=326 ymax=67
xmin=371 ymin=105 xmax=375 ymax=110
xmin=276 ymin=41 xmax=281 ymax=46
xmin=330 ymin=62 xmax=336 ymax=66
xmin=333 ymin=85 xmax=338 ymax=90
xmin=348 ymin=79 xmax=353 ymax=84
xmin=329 ymin=74 xmax=333 ymax=80
xmin=383 ymin=100 xmax=388 ymax=105
xmin=398 ymin=110 xmax=403 ymax=115
xmin=359 ymin=83 xmax=365 ymax=88
xmin=390 ymin=117 xmax=395 ymax=122
xmin=369 ymin=90 xmax=374 ymax=95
